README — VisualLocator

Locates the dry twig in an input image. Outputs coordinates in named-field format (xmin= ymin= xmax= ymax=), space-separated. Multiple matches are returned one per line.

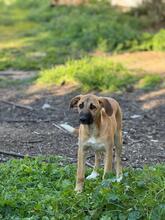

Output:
xmin=0 ymin=100 xmax=33 ymax=111
xmin=0 ymin=150 xmax=33 ymax=158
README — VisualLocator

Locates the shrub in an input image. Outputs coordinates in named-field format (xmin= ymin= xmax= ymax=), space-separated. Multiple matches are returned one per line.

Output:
xmin=129 ymin=29 xmax=165 ymax=52
xmin=37 ymin=57 xmax=137 ymax=91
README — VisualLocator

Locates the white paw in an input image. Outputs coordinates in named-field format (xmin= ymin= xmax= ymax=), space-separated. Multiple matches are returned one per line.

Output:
xmin=116 ymin=175 xmax=123 ymax=182
xmin=86 ymin=171 xmax=99 ymax=180
xmin=60 ymin=123 xmax=75 ymax=133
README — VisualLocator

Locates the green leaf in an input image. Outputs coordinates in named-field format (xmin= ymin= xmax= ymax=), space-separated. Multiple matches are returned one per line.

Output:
xmin=128 ymin=211 xmax=141 ymax=220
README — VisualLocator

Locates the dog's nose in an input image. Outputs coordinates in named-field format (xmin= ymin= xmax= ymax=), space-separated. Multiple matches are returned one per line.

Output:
xmin=79 ymin=116 xmax=87 ymax=123
xmin=79 ymin=112 xmax=93 ymax=124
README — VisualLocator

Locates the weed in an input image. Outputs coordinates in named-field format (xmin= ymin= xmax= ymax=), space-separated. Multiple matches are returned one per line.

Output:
xmin=0 ymin=157 xmax=164 ymax=219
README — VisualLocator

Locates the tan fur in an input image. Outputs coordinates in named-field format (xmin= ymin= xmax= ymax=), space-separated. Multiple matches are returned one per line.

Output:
xmin=70 ymin=94 xmax=123 ymax=192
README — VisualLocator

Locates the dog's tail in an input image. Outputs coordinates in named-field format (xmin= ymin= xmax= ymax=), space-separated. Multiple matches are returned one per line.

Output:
xmin=60 ymin=123 xmax=79 ymax=136
xmin=115 ymin=104 xmax=122 ymax=131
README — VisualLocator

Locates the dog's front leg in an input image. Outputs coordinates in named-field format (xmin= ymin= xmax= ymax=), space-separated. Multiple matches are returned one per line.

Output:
xmin=75 ymin=146 xmax=86 ymax=193
xmin=86 ymin=152 xmax=100 ymax=180
xmin=103 ymin=145 xmax=113 ymax=179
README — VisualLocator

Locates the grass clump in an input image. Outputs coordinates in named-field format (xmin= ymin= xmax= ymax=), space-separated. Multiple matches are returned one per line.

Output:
xmin=37 ymin=57 xmax=136 ymax=92
xmin=137 ymin=75 xmax=162 ymax=90
xmin=37 ymin=56 xmax=163 ymax=92
xmin=0 ymin=157 xmax=164 ymax=219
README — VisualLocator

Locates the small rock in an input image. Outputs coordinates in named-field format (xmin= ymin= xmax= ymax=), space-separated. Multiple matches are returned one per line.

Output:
xmin=151 ymin=139 xmax=158 ymax=143
xmin=130 ymin=114 xmax=141 ymax=119
xmin=129 ymin=128 xmax=136 ymax=134
xmin=122 ymin=157 xmax=128 ymax=161
xmin=42 ymin=103 xmax=51 ymax=110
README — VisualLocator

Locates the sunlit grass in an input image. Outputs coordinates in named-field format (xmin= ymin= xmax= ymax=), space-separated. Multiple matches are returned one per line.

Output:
xmin=37 ymin=56 xmax=164 ymax=92
xmin=0 ymin=38 xmax=28 ymax=49
xmin=137 ymin=75 xmax=162 ymax=90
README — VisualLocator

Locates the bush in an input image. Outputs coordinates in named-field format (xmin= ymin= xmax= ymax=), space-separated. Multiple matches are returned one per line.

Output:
xmin=37 ymin=57 xmax=137 ymax=91
xmin=37 ymin=56 xmax=163 ymax=91
xmin=130 ymin=29 xmax=165 ymax=51
xmin=0 ymin=157 xmax=164 ymax=219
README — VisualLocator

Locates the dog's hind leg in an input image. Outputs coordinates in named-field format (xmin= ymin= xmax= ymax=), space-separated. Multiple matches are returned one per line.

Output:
xmin=114 ymin=129 xmax=123 ymax=182
xmin=114 ymin=105 xmax=123 ymax=182
xmin=86 ymin=152 xmax=100 ymax=180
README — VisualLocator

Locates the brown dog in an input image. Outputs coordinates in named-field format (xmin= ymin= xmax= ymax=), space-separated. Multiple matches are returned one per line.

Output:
xmin=61 ymin=94 xmax=123 ymax=192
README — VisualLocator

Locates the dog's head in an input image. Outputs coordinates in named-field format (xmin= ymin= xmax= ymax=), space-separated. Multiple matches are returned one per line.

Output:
xmin=70 ymin=94 xmax=113 ymax=125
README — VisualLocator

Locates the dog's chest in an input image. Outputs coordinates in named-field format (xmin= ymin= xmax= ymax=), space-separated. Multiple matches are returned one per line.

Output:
xmin=83 ymin=136 xmax=105 ymax=151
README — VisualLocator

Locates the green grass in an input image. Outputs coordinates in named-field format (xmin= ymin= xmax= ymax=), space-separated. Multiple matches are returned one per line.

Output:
xmin=0 ymin=0 xmax=164 ymax=91
xmin=0 ymin=0 xmax=165 ymax=71
xmin=37 ymin=56 xmax=163 ymax=92
xmin=0 ymin=0 xmax=145 ymax=70
xmin=0 ymin=157 xmax=164 ymax=219
xmin=137 ymin=75 xmax=162 ymax=90
xmin=130 ymin=29 xmax=165 ymax=52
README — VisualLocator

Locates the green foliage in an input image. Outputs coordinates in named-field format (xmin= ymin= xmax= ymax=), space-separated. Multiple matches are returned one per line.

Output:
xmin=0 ymin=0 xmax=141 ymax=70
xmin=131 ymin=30 xmax=165 ymax=51
xmin=37 ymin=57 xmax=163 ymax=92
xmin=0 ymin=0 xmax=165 ymax=71
xmin=0 ymin=157 xmax=164 ymax=219
xmin=137 ymin=75 xmax=162 ymax=90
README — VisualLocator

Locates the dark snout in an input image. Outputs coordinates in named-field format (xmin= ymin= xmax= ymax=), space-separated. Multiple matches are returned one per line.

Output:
xmin=79 ymin=112 xmax=93 ymax=125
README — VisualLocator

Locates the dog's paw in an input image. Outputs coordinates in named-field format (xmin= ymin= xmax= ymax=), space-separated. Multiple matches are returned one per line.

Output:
xmin=86 ymin=171 xmax=99 ymax=180
xmin=60 ymin=123 xmax=75 ymax=133
xmin=116 ymin=175 xmax=123 ymax=182
xmin=74 ymin=185 xmax=83 ymax=193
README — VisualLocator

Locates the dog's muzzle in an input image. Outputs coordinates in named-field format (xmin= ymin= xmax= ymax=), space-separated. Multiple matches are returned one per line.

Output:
xmin=79 ymin=112 xmax=93 ymax=125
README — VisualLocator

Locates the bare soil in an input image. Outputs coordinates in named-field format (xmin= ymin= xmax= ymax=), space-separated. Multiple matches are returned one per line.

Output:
xmin=93 ymin=51 xmax=165 ymax=76
xmin=0 ymin=74 xmax=164 ymax=168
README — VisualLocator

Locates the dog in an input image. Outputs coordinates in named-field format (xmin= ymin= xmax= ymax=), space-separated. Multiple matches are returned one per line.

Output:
xmin=61 ymin=94 xmax=123 ymax=192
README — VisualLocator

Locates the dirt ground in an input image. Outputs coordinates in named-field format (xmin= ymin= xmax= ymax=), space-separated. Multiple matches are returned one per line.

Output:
xmin=0 ymin=71 xmax=164 ymax=168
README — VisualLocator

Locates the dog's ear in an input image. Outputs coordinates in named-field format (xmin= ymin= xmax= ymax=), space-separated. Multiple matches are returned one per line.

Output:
xmin=70 ymin=95 xmax=82 ymax=108
xmin=99 ymin=98 xmax=113 ymax=116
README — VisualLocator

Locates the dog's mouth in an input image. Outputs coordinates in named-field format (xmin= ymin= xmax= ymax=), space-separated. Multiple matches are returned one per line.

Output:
xmin=79 ymin=112 xmax=93 ymax=125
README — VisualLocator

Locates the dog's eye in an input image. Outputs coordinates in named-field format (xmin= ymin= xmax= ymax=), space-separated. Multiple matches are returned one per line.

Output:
xmin=90 ymin=103 xmax=96 ymax=110
xmin=79 ymin=102 xmax=84 ymax=109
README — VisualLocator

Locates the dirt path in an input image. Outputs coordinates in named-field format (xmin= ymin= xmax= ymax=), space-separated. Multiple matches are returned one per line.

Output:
xmin=0 ymin=76 xmax=164 ymax=167
xmin=93 ymin=51 xmax=165 ymax=76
